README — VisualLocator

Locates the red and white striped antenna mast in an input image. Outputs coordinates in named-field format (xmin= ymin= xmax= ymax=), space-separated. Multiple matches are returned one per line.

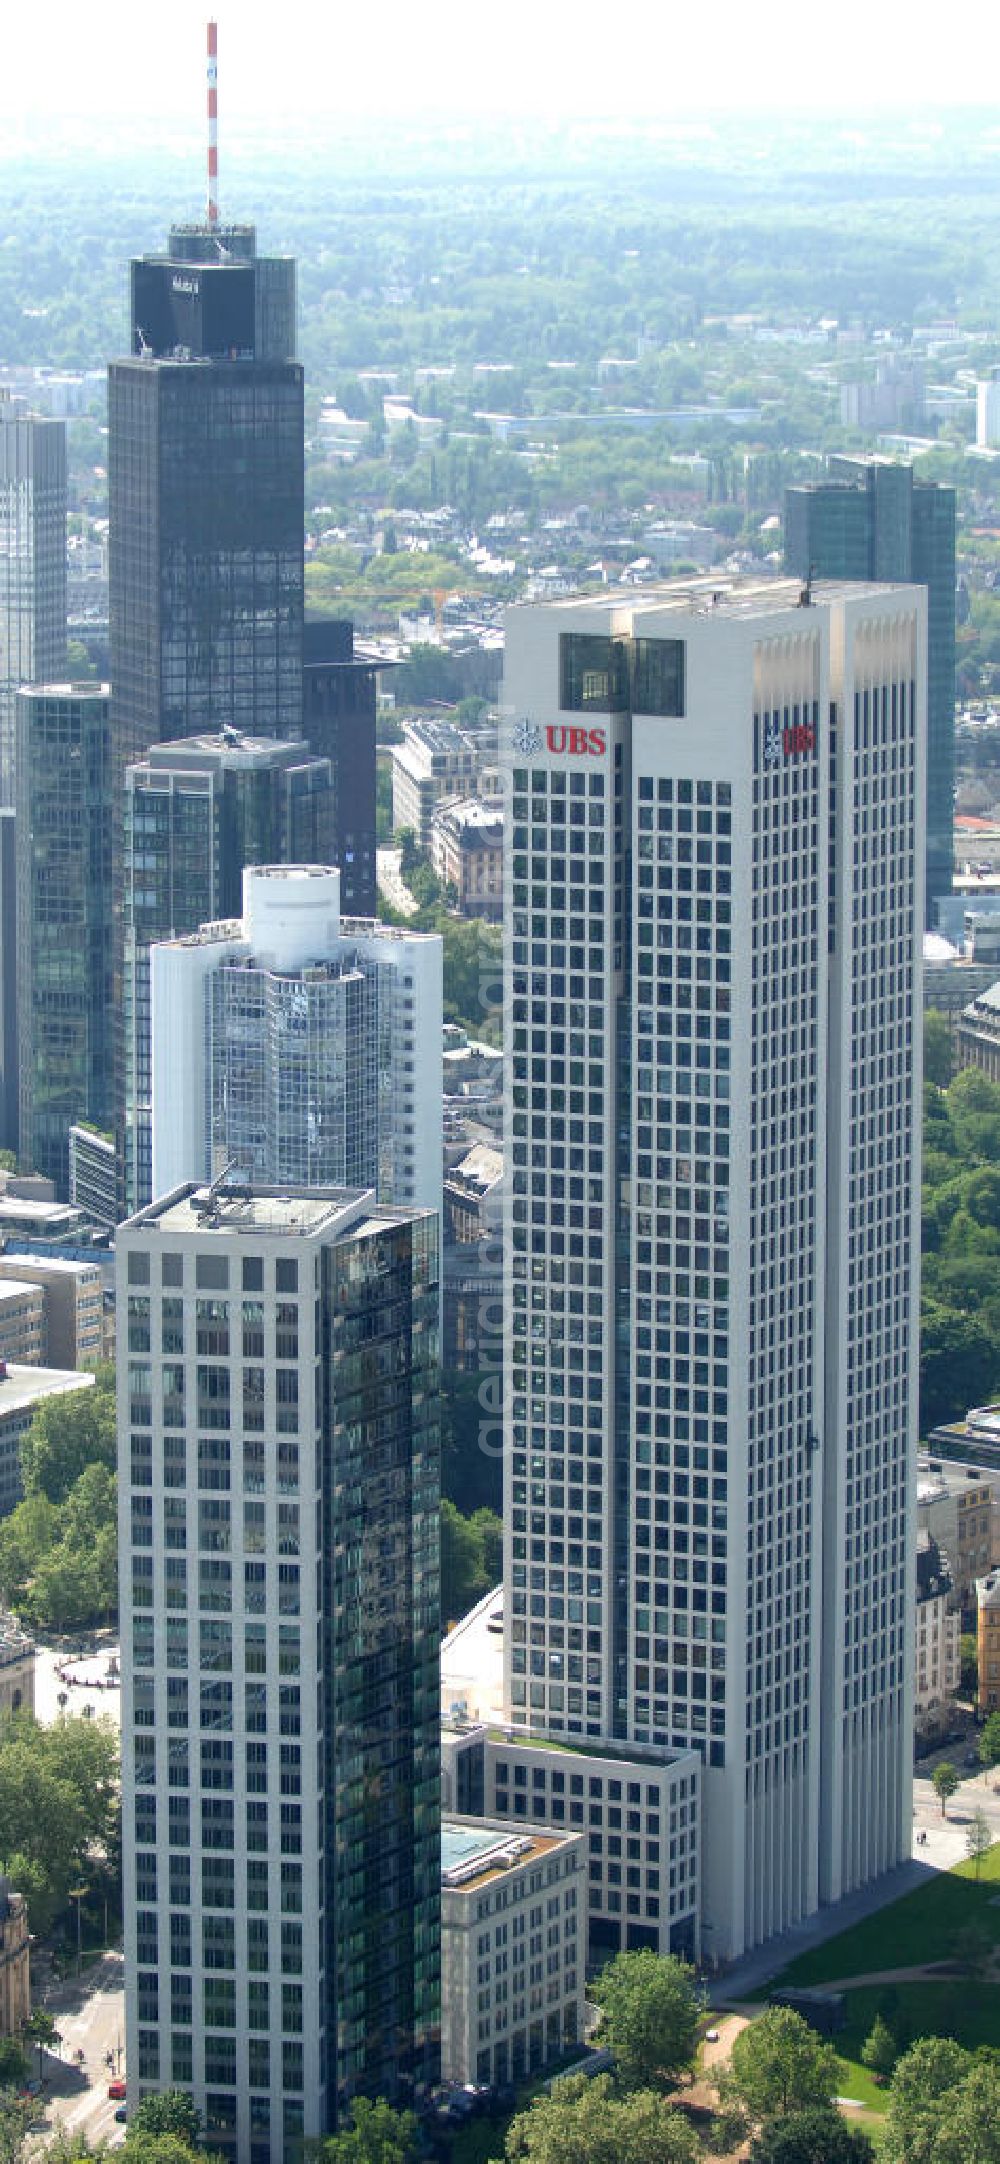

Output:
xmin=206 ymin=20 xmax=219 ymax=230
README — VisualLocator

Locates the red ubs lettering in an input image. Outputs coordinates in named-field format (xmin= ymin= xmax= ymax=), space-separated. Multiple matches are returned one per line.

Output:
xmin=545 ymin=725 xmax=606 ymax=756
xmin=783 ymin=724 xmax=815 ymax=757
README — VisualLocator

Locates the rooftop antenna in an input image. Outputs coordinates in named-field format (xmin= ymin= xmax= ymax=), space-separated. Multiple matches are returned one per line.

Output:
xmin=206 ymin=20 xmax=219 ymax=231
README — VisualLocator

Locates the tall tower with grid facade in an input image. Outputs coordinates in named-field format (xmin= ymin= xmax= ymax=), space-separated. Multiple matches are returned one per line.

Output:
xmin=501 ymin=577 xmax=925 ymax=1962
xmin=108 ymin=224 xmax=302 ymax=778
xmin=0 ymin=396 xmax=67 ymax=808
xmin=150 ymin=865 xmax=441 ymax=1223
xmin=785 ymin=457 xmax=954 ymax=926
xmin=123 ymin=732 xmax=334 ymax=1218
xmin=118 ymin=1180 xmax=441 ymax=2160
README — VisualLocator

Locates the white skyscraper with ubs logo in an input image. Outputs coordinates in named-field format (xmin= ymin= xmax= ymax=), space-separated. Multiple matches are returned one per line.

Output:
xmin=500 ymin=577 xmax=925 ymax=1962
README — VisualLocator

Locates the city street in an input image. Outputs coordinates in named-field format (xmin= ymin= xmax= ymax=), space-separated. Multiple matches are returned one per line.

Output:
xmin=29 ymin=1951 xmax=127 ymax=2150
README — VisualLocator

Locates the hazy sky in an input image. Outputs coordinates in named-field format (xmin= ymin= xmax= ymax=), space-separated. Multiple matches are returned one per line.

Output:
xmin=3 ymin=0 xmax=999 ymax=139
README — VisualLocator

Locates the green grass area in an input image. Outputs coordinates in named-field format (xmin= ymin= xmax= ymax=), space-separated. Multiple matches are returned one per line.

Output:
xmin=772 ymin=1843 xmax=1000 ymax=1988
xmin=838 ymin=1981 xmax=1000 ymax=2061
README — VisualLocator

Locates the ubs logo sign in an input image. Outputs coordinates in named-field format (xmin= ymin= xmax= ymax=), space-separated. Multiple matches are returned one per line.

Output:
xmin=511 ymin=718 xmax=606 ymax=758
xmin=764 ymin=718 xmax=815 ymax=764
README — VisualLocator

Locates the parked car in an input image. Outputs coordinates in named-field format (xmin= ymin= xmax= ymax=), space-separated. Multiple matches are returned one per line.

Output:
xmin=108 ymin=2080 xmax=127 ymax=2101
xmin=114 ymin=2108 xmax=128 ymax=2125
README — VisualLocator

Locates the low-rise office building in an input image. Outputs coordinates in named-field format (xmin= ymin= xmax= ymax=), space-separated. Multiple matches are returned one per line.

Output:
xmin=0 ymin=1363 xmax=94 ymax=1519
xmin=0 ymin=1280 xmax=45 ymax=1366
xmin=390 ymin=722 xmax=483 ymax=849
xmin=0 ymin=1254 xmax=106 ymax=1368
xmin=441 ymin=1598 xmax=700 ymax=1969
xmin=441 ymin=1819 xmax=586 ymax=2088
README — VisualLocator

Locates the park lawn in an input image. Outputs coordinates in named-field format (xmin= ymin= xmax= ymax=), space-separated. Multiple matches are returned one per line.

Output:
xmin=771 ymin=1843 xmax=1000 ymax=1987
xmin=838 ymin=1980 xmax=1000 ymax=2059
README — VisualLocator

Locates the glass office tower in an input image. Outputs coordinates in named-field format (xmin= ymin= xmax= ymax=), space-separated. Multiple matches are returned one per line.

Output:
xmin=118 ymin=1181 xmax=441 ymax=2161
xmin=0 ymin=396 xmax=67 ymax=807
xmin=109 ymin=224 xmax=303 ymax=775
xmin=302 ymin=621 xmax=378 ymax=917
xmin=785 ymin=456 xmax=955 ymax=923
xmin=16 ymin=684 xmax=113 ymax=1193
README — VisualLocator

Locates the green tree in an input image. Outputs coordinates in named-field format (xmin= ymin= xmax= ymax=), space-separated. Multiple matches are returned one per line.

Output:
xmin=592 ymin=1949 xmax=701 ymax=2088
xmin=307 ymin=2098 xmax=419 ymax=2164
xmin=21 ymin=2011 xmax=60 ymax=2084
xmin=860 ymin=2016 xmax=897 ymax=2083
xmin=923 ymin=1012 xmax=953 ymax=1089
xmin=932 ymin=2054 xmax=1000 ymax=2164
xmin=19 ymin=1366 xmax=116 ymax=1504
xmin=932 ymin=1762 xmax=960 ymax=1818
xmin=882 ymin=2036 xmax=971 ymax=2164
xmin=122 ymin=2136 xmax=209 ymax=2164
xmin=0 ymin=2096 xmax=30 ymax=2164
xmin=506 ymin=2074 xmax=698 ymax=2164
xmin=0 ymin=2038 xmax=27 ymax=2089
xmin=748 ymin=2109 xmax=874 ymax=2164
xmin=919 ymin=1304 xmax=999 ymax=1432
xmin=725 ymin=2010 xmax=841 ymax=2123
xmin=440 ymin=1499 xmax=502 ymax=1620
xmin=0 ymin=1714 xmax=120 ymax=1936
xmin=125 ymin=2096 xmax=202 ymax=2146
xmin=966 ymin=1808 xmax=993 ymax=1880
xmin=979 ymin=1711 xmax=1000 ymax=1775
xmin=961 ymin=1633 xmax=979 ymax=1697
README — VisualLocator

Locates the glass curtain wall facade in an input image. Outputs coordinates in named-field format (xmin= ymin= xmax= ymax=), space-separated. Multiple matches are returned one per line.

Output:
xmin=109 ymin=362 xmax=304 ymax=769
xmin=784 ymin=458 xmax=955 ymax=923
xmin=302 ymin=620 xmax=379 ymax=917
xmin=16 ymin=684 xmax=113 ymax=1194
xmin=118 ymin=1184 xmax=441 ymax=2163
xmin=0 ymin=401 xmax=66 ymax=808
xmin=123 ymin=737 xmax=333 ymax=1214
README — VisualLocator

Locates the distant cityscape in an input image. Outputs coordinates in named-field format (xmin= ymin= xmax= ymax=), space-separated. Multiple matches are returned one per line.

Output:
xmin=7 ymin=51 xmax=1000 ymax=2164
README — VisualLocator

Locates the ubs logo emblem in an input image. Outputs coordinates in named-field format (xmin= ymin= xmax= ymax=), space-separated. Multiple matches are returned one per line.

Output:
xmin=764 ymin=721 xmax=782 ymax=765
xmin=512 ymin=719 xmax=542 ymax=757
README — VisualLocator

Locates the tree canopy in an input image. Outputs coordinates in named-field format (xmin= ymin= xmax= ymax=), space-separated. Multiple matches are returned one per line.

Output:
xmin=505 ymin=2073 xmax=698 ymax=2164
xmin=748 ymin=2108 xmax=875 ymax=2164
xmin=306 ymin=2098 xmax=420 ymax=2164
xmin=0 ymin=1366 xmax=118 ymax=1632
xmin=724 ymin=2010 xmax=841 ymax=2123
xmin=0 ymin=1711 xmax=119 ymax=1936
xmin=591 ymin=1949 xmax=701 ymax=2088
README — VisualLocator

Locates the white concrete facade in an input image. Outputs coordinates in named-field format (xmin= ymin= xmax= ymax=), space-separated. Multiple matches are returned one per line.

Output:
xmin=151 ymin=865 xmax=442 ymax=1221
xmin=440 ymin=1819 xmax=586 ymax=2087
xmin=500 ymin=578 xmax=925 ymax=1962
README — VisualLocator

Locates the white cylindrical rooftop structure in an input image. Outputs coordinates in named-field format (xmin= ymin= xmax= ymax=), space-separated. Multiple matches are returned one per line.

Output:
xmin=242 ymin=864 xmax=341 ymax=971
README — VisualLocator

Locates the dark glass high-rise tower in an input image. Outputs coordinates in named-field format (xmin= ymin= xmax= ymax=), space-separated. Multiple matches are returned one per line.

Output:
xmin=122 ymin=729 xmax=333 ymax=1216
xmin=302 ymin=620 xmax=378 ymax=916
xmin=785 ymin=456 xmax=955 ymax=923
xmin=108 ymin=223 xmax=303 ymax=774
xmin=16 ymin=684 xmax=113 ymax=1194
